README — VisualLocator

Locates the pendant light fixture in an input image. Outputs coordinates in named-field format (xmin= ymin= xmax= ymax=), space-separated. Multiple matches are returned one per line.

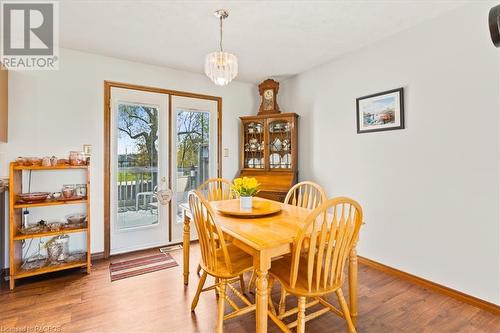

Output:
xmin=205 ymin=9 xmax=238 ymax=86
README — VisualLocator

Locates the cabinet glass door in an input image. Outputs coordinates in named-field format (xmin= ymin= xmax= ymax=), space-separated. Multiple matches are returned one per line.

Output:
xmin=243 ymin=121 xmax=265 ymax=169
xmin=268 ymin=119 xmax=292 ymax=169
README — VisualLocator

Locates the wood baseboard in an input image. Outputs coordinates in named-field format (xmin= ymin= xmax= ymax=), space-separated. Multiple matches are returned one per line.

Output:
xmin=91 ymin=252 xmax=105 ymax=261
xmin=358 ymin=256 xmax=499 ymax=315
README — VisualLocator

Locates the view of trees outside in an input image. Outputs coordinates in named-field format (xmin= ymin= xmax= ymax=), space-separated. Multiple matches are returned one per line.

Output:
xmin=117 ymin=105 xmax=210 ymax=206
xmin=175 ymin=110 xmax=210 ymax=220
xmin=117 ymin=105 xmax=209 ymax=171
xmin=117 ymin=104 xmax=159 ymax=213
xmin=118 ymin=104 xmax=158 ymax=168
xmin=176 ymin=110 xmax=209 ymax=171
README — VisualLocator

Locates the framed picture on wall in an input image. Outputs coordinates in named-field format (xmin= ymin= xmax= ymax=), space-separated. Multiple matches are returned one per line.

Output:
xmin=356 ymin=87 xmax=405 ymax=133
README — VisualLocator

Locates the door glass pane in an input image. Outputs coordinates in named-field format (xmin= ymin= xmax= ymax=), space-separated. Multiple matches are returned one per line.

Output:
xmin=175 ymin=109 xmax=210 ymax=222
xmin=269 ymin=120 xmax=292 ymax=169
xmin=243 ymin=121 xmax=265 ymax=168
xmin=117 ymin=103 xmax=159 ymax=229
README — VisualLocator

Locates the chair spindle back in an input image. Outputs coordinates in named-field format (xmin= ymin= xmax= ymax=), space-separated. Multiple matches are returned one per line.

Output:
xmin=290 ymin=197 xmax=363 ymax=293
xmin=197 ymin=178 xmax=235 ymax=201
xmin=188 ymin=190 xmax=232 ymax=275
xmin=285 ymin=181 xmax=327 ymax=210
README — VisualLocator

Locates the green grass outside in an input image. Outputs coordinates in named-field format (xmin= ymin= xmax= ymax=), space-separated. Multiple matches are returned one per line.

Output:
xmin=117 ymin=172 xmax=152 ymax=182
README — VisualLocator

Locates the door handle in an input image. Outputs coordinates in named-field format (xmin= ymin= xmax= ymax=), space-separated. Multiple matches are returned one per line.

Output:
xmin=154 ymin=185 xmax=172 ymax=205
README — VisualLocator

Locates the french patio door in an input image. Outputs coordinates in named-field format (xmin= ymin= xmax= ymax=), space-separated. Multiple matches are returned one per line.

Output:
xmin=110 ymin=87 xmax=169 ymax=255
xmin=109 ymin=88 xmax=219 ymax=254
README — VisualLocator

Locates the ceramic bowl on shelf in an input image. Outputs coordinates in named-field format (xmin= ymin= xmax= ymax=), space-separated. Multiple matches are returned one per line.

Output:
xmin=17 ymin=192 xmax=50 ymax=203
xmin=47 ymin=221 xmax=65 ymax=231
xmin=66 ymin=213 xmax=87 ymax=225
xmin=27 ymin=157 xmax=42 ymax=166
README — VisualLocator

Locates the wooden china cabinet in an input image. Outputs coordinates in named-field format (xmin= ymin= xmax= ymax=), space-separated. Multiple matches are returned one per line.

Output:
xmin=239 ymin=79 xmax=298 ymax=202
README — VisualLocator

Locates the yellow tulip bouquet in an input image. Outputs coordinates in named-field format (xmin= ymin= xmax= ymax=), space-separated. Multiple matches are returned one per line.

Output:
xmin=231 ymin=177 xmax=260 ymax=197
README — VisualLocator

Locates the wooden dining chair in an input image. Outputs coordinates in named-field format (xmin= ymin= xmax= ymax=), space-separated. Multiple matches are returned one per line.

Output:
xmin=197 ymin=178 xmax=235 ymax=201
xmin=188 ymin=190 xmax=255 ymax=333
xmin=194 ymin=178 xmax=245 ymax=291
xmin=284 ymin=181 xmax=327 ymax=210
xmin=247 ymin=181 xmax=327 ymax=303
xmin=196 ymin=179 xmax=233 ymax=269
xmin=267 ymin=197 xmax=363 ymax=333
xmin=277 ymin=181 xmax=328 ymax=310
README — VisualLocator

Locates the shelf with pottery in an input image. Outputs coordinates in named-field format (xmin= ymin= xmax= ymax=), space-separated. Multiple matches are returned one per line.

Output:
xmin=14 ymin=225 xmax=88 ymax=240
xmin=12 ymin=165 xmax=89 ymax=171
xmin=14 ymin=259 xmax=88 ymax=279
xmin=13 ymin=198 xmax=88 ymax=209
xmin=8 ymin=161 xmax=91 ymax=289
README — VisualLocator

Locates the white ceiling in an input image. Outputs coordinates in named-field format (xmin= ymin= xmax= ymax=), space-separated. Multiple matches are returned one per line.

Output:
xmin=60 ymin=0 xmax=466 ymax=83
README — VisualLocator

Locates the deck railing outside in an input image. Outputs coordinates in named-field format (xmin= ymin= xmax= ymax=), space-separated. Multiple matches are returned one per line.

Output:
xmin=116 ymin=166 xmax=203 ymax=213
xmin=117 ymin=166 xmax=157 ymax=212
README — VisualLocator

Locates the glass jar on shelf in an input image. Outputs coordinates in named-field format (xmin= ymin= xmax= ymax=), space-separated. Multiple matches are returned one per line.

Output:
xmin=75 ymin=184 xmax=87 ymax=197
xmin=69 ymin=151 xmax=85 ymax=166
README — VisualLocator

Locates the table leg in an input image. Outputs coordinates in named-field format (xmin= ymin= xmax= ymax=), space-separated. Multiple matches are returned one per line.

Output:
xmin=183 ymin=213 xmax=191 ymax=285
xmin=255 ymin=255 xmax=271 ymax=333
xmin=348 ymin=245 xmax=358 ymax=325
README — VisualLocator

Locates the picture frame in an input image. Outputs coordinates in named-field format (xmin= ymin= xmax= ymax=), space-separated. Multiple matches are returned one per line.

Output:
xmin=356 ymin=87 xmax=405 ymax=134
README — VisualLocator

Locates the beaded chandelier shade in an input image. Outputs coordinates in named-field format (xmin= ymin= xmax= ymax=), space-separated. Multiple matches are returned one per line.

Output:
xmin=204 ymin=10 xmax=238 ymax=86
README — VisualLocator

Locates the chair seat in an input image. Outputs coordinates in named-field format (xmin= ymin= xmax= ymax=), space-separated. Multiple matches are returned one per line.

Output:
xmin=270 ymin=255 xmax=342 ymax=297
xmin=202 ymin=244 xmax=254 ymax=278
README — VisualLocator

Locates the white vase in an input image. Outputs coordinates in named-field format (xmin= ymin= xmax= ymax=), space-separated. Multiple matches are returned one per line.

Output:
xmin=240 ymin=196 xmax=253 ymax=210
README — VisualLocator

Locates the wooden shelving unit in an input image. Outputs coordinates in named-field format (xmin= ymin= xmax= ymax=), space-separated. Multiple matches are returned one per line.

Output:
xmin=8 ymin=163 xmax=91 ymax=289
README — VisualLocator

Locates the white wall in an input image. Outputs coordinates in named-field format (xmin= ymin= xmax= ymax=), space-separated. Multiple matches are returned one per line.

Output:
xmin=280 ymin=3 xmax=500 ymax=304
xmin=0 ymin=48 xmax=257 ymax=258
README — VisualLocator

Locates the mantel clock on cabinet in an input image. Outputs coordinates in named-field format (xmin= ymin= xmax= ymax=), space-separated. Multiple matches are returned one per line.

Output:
xmin=258 ymin=79 xmax=280 ymax=115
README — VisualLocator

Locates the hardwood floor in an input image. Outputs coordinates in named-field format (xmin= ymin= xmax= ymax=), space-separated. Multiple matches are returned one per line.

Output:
xmin=1 ymin=245 xmax=498 ymax=332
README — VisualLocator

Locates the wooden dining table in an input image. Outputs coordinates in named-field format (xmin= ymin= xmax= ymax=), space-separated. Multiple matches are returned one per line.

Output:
xmin=180 ymin=198 xmax=359 ymax=333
